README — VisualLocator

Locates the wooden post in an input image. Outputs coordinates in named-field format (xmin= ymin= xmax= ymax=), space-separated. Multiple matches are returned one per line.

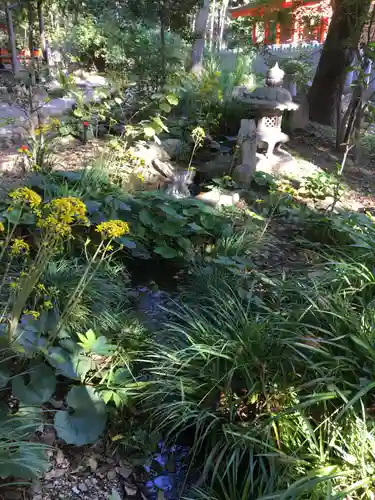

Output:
xmin=5 ymin=3 xmax=17 ymax=73
xmin=292 ymin=16 xmax=298 ymax=43
xmin=264 ymin=21 xmax=270 ymax=44
xmin=276 ymin=23 xmax=281 ymax=45
xmin=252 ymin=23 xmax=257 ymax=44
xmin=319 ymin=17 xmax=328 ymax=43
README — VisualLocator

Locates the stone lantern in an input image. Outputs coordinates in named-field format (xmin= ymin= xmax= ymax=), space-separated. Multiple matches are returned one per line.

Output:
xmin=244 ymin=62 xmax=299 ymax=158
xmin=233 ymin=63 xmax=299 ymax=185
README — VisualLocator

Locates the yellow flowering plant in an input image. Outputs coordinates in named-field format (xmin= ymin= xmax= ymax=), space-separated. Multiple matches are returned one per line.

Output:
xmin=10 ymin=239 xmax=30 ymax=257
xmin=8 ymin=187 xmax=42 ymax=213
xmin=54 ymin=219 xmax=130 ymax=338
xmin=4 ymin=195 xmax=90 ymax=343
xmin=96 ymin=220 xmax=130 ymax=239
xmin=1 ymin=184 xmax=131 ymax=347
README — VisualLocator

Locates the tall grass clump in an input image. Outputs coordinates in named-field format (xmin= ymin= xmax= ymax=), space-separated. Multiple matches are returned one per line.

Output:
xmin=138 ymin=249 xmax=375 ymax=499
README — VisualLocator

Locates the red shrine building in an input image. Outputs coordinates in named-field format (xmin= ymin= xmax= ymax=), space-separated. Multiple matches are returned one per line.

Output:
xmin=230 ymin=0 xmax=332 ymax=46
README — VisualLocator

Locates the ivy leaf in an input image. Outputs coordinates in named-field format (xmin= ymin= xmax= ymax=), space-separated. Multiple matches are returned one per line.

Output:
xmin=54 ymin=386 xmax=107 ymax=446
xmin=159 ymin=102 xmax=171 ymax=113
xmin=166 ymin=94 xmax=179 ymax=106
xmin=12 ymin=364 xmax=56 ymax=405
xmin=154 ymin=245 xmax=179 ymax=259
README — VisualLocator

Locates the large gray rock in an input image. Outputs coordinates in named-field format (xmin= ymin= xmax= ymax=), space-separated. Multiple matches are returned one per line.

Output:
xmin=196 ymin=189 xmax=240 ymax=207
xmin=129 ymin=141 xmax=171 ymax=166
xmin=197 ymin=154 xmax=233 ymax=179
xmin=128 ymin=141 xmax=178 ymax=187
xmin=256 ymin=151 xmax=322 ymax=184
xmin=160 ymin=138 xmax=183 ymax=159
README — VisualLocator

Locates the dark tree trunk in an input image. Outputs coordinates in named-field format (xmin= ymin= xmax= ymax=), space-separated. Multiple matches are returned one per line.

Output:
xmin=309 ymin=0 xmax=371 ymax=125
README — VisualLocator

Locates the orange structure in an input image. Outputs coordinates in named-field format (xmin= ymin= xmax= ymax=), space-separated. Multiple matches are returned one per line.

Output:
xmin=230 ymin=0 xmax=332 ymax=45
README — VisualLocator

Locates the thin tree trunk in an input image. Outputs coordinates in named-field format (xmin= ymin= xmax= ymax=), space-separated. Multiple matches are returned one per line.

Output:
xmin=5 ymin=3 xmax=18 ymax=73
xmin=159 ymin=6 xmax=166 ymax=85
xmin=209 ymin=0 xmax=216 ymax=51
xmin=37 ymin=0 xmax=50 ymax=67
xmin=191 ymin=0 xmax=210 ymax=74
xmin=218 ymin=0 xmax=229 ymax=50
xmin=28 ymin=2 xmax=36 ymax=85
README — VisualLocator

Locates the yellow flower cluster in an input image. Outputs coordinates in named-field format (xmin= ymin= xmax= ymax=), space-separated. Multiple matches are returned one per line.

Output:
xmin=0 ymin=222 xmax=4 ymax=233
xmin=10 ymin=238 xmax=30 ymax=257
xmin=9 ymin=187 xmax=42 ymax=212
xmin=96 ymin=220 xmax=129 ymax=239
xmin=37 ymin=197 xmax=88 ymax=236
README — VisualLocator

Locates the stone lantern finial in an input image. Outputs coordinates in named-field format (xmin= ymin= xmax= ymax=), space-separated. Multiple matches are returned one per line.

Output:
xmin=265 ymin=62 xmax=285 ymax=87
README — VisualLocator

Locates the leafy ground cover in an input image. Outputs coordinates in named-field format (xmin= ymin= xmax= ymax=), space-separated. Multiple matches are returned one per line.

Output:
xmin=2 ymin=145 xmax=375 ymax=499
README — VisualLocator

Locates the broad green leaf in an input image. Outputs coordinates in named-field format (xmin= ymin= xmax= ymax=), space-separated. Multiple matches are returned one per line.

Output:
xmin=5 ymin=207 xmax=22 ymax=224
xmin=200 ymin=214 xmax=216 ymax=230
xmin=143 ymin=126 xmax=156 ymax=138
xmin=159 ymin=102 xmax=171 ymax=113
xmin=166 ymin=94 xmax=179 ymax=106
xmin=85 ymin=200 xmax=102 ymax=213
xmin=177 ymin=237 xmax=192 ymax=251
xmin=12 ymin=364 xmax=56 ymax=405
xmin=54 ymin=386 xmax=107 ymax=446
xmin=157 ymin=204 xmax=180 ymax=218
xmin=139 ymin=208 xmax=153 ymax=226
xmin=152 ymin=116 xmax=169 ymax=132
xmin=182 ymin=207 xmax=200 ymax=216
xmin=20 ymin=212 xmax=36 ymax=225
xmin=0 ymin=367 xmax=10 ymax=389
xmin=73 ymin=108 xmax=83 ymax=118
xmin=154 ymin=245 xmax=179 ymax=259
xmin=102 ymin=390 xmax=113 ymax=404
xmin=118 ymin=236 xmax=137 ymax=249
xmin=161 ymin=223 xmax=183 ymax=237
xmin=188 ymin=222 xmax=205 ymax=233
xmin=46 ymin=347 xmax=93 ymax=380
